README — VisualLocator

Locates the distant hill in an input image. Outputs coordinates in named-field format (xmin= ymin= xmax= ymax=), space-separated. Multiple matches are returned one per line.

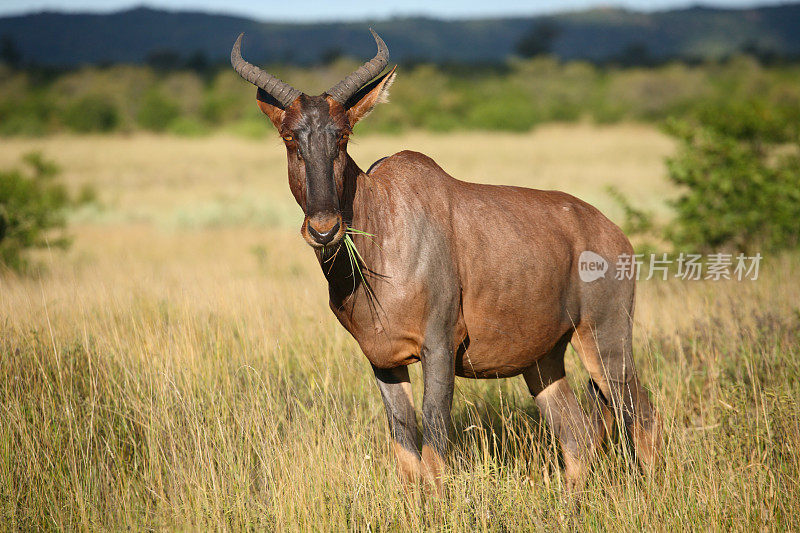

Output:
xmin=1 ymin=4 xmax=800 ymax=67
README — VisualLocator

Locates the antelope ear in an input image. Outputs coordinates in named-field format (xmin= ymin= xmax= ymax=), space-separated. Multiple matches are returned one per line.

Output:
xmin=345 ymin=66 xmax=397 ymax=125
xmin=256 ymin=88 xmax=286 ymax=130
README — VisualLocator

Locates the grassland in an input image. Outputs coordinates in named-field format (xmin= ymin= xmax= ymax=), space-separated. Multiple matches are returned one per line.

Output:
xmin=1 ymin=126 xmax=799 ymax=530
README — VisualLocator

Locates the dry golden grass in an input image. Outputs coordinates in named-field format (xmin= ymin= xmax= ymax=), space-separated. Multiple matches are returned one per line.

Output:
xmin=1 ymin=126 xmax=798 ymax=530
xmin=0 ymin=123 xmax=675 ymax=228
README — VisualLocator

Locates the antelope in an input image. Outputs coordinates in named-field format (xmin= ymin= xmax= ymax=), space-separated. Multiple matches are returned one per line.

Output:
xmin=231 ymin=30 xmax=661 ymax=492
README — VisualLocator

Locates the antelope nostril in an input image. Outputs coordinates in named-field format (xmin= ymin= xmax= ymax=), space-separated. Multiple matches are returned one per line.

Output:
xmin=307 ymin=220 xmax=340 ymax=244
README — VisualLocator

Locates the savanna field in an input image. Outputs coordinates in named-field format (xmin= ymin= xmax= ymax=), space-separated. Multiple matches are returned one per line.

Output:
xmin=1 ymin=125 xmax=799 ymax=530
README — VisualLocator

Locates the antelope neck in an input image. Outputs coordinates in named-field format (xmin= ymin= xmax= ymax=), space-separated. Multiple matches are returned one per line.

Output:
xmin=316 ymin=155 xmax=378 ymax=301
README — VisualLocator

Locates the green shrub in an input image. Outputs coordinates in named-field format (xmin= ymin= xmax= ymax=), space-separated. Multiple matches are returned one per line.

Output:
xmin=465 ymin=98 xmax=539 ymax=131
xmin=226 ymin=117 xmax=270 ymax=139
xmin=62 ymin=95 xmax=120 ymax=133
xmin=591 ymin=102 xmax=626 ymax=124
xmin=200 ymin=93 xmax=241 ymax=125
xmin=0 ymin=153 xmax=71 ymax=272
xmin=664 ymin=118 xmax=800 ymax=253
xmin=691 ymin=97 xmax=800 ymax=143
xmin=1 ymin=58 xmax=800 ymax=136
xmin=606 ymin=185 xmax=654 ymax=236
xmin=0 ymin=96 xmax=52 ymax=136
xmin=136 ymin=90 xmax=181 ymax=132
xmin=76 ymin=183 xmax=99 ymax=205
xmin=167 ymin=116 xmax=210 ymax=137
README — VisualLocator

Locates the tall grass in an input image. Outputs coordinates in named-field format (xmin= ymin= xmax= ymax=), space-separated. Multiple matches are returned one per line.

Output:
xmin=1 ymin=131 xmax=798 ymax=529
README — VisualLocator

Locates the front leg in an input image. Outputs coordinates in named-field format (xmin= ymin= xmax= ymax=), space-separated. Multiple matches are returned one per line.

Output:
xmin=420 ymin=342 xmax=455 ymax=491
xmin=372 ymin=365 xmax=422 ymax=485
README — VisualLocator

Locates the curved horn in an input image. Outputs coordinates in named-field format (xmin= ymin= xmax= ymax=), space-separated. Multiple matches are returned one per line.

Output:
xmin=231 ymin=33 xmax=301 ymax=108
xmin=326 ymin=29 xmax=389 ymax=104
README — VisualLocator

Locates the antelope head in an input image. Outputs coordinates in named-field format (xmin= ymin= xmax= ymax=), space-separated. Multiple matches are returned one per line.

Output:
xmin=231 ymin=30 xmax=396 ymax=249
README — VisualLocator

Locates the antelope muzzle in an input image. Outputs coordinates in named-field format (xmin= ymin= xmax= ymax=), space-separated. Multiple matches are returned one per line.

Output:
xmin=303 ymin=212 xmax=345 ymax=248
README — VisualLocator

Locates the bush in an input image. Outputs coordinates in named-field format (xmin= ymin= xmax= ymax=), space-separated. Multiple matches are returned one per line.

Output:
xmin=62 ymin=95 xmax=120 ymax=133
xmin=664 ymin=118 xmax=800 ymax=253
xmin=465 ymin=97 xmax=539 ymax=131
xmin=200 ymin=93 xmax=241 ymax=125
xmin=136 ymin=89 xmax=181 ymax=132
xmin=167 ymin=116 xmax=210 ymax=137
xmin=0 ymin=153 xmax=71 ymax=272
xmin=692 ymin=97 xmax=800 ymax=144
xmin=1 ymin=57 xmax=800 ymax=136
xmin=0 ymin=95 xmax=52 ymax=136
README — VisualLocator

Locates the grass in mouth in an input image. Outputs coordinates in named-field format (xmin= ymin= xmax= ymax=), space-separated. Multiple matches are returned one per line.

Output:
xmin=342 ymin=227 xmax=376 ymax=294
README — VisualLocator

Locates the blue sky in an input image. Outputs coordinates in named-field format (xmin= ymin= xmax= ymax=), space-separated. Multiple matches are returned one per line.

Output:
xmin=0 ymin=0 xmax=785 ymax=21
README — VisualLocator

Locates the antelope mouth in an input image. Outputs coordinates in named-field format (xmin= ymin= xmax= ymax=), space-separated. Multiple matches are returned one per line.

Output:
xmin=301 ymin=217 xmax=346 ymax=249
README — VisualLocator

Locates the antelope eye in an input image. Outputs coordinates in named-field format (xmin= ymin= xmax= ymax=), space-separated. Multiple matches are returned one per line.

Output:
xmin=282 ymin=134 xmax=294 ymax=142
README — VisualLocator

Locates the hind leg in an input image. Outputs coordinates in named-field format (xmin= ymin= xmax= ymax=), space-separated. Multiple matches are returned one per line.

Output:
xmin=524 ymin=337 xmax=597 ymax=491
xmin=587 ymin=378 xmax=615 ymax=450
xmin=572 ymin=318 xmax=661 ymax=469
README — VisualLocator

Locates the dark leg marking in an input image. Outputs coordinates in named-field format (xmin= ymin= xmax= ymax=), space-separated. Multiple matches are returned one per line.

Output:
xmin=420 ymin=340 xmax=455 ymax=491
xmin=373 ymin=365 xmax=422 ymax=484
xmin=523 ymin=337 xmax=595 ymax=491
xmin=572 ymin=321 xmax=661 ymax=469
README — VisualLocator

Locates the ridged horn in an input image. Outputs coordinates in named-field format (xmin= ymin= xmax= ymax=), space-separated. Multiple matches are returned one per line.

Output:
xmin=326 ymin=29 xmax=389 ymax=105
xmin=231 ymin=33 xmax=301 ymax=108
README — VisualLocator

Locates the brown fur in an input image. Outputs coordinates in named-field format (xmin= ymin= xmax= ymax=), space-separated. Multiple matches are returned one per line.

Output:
xmin=250 ymin=66 xmax=660 ymax=493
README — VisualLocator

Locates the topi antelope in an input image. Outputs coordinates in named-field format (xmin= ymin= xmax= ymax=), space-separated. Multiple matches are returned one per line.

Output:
xmin=231 ymin=30 xmax=661 ymax=492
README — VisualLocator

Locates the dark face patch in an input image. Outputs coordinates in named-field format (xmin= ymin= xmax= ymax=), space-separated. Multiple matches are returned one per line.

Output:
xmin=281 ymin=95 xmax=351 ymax=219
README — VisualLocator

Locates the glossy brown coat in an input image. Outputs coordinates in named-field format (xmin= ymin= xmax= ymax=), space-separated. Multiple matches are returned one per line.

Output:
xmin=233 ymin=31 xmax=661 ymax=493
xmin=332 ymin=151 xmax=629 ymax=377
